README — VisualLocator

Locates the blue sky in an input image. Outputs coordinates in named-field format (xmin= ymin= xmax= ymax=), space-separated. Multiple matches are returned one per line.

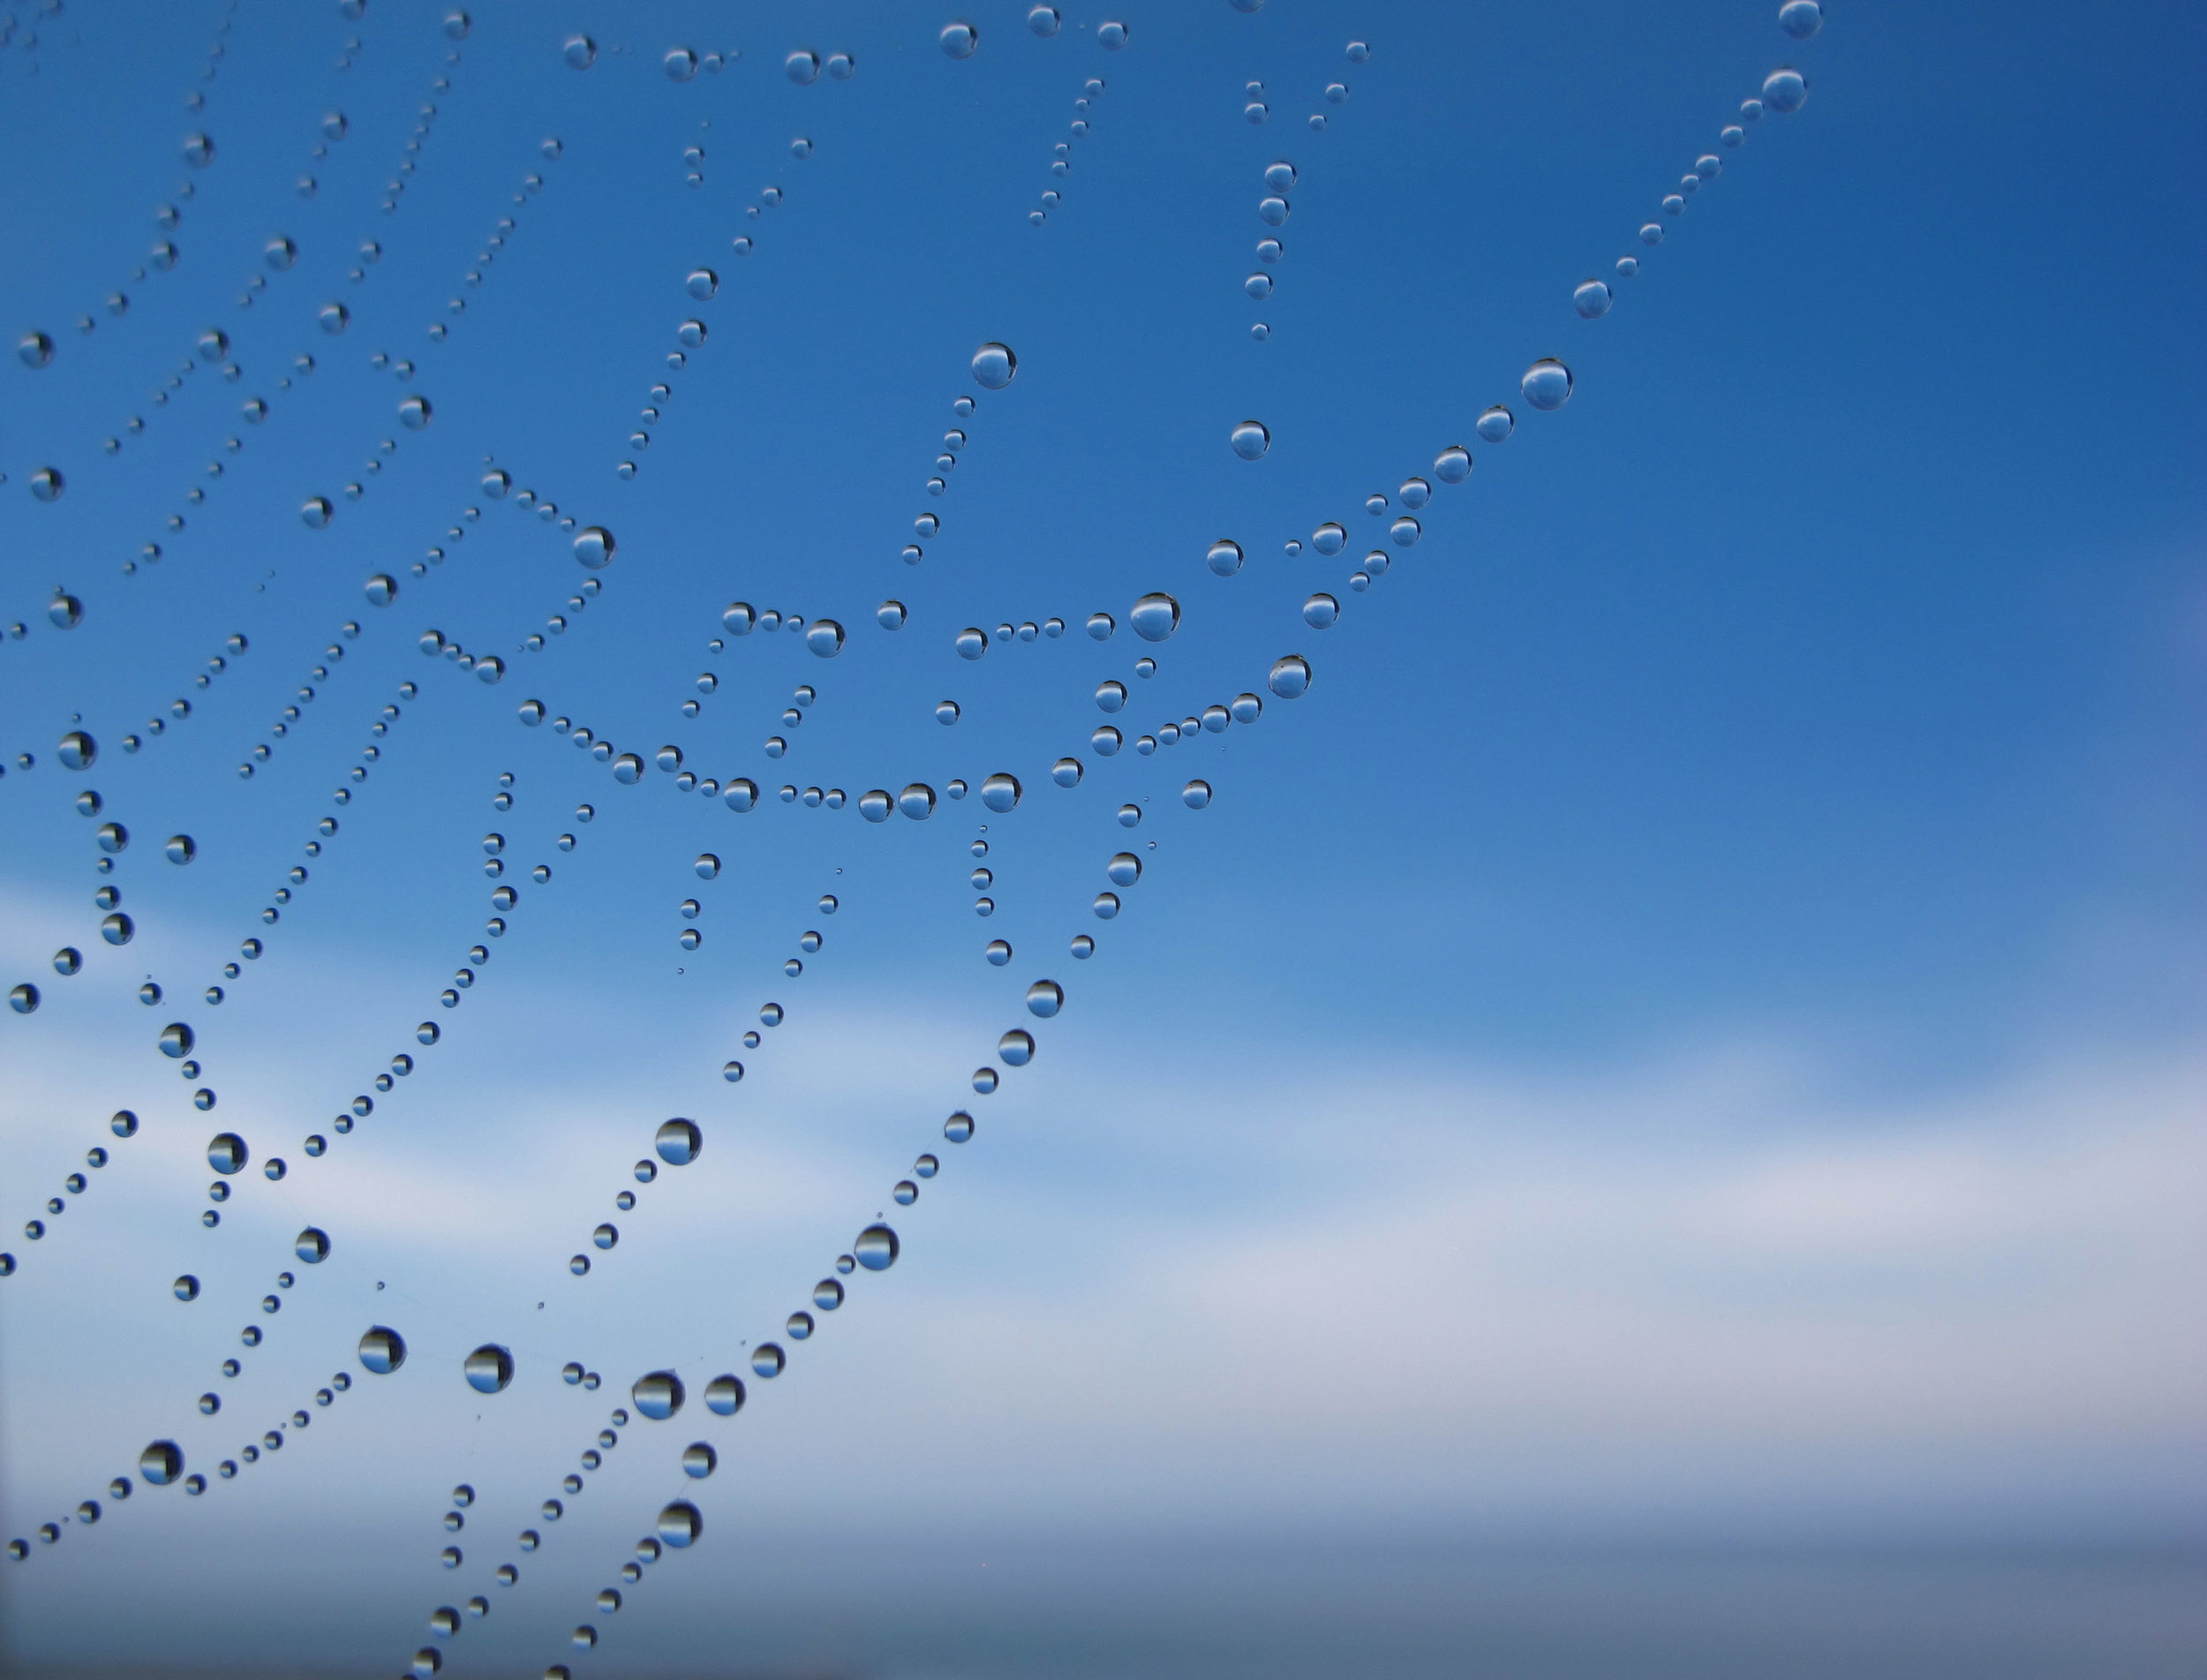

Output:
xmin=1 ymin=2 xmax=2203 ymax=1673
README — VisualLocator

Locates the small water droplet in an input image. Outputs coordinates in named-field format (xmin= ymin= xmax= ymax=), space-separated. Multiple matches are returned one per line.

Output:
xmin=1207 ymin=539 xmax=1245 ymax=576
xmin=1302 ymin=592 xmax=1339 ymax=629
xmin=1229 ymin=419 xmax=1270 ymax=460
xmin=564 ymin=34 xmax=596 ymax=68
xmin=1475 ymin=406 xmax=1515 ymax=443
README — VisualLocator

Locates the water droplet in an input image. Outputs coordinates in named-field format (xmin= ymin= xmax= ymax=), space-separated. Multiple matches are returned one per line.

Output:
xmin=464 ymin=1345 xmax=513 ymax=1394
xmin=301 ymin=496 xmax=333 ymax=529
xmin=365 ymin=574 xmax=399 ymax=608
xmin=1390 ymin=516 xmax=1421 ymax=546
xmin=174 ymin=1275 xmax=200 ymax=1302
xmin=1475 ymin=406 xmax=1515 ymax=443
xmin=1024 ymin=980 xmax=1063 ymax=1020
xmin=1302 ymin=592 xmax=1340 ymax=629
xmin=1204 ymin=539 xmax=1247 ymax=577
xmin=28 ymin=465 xmax=64 ymax=502
xmin=1268 ymin=654 xmax=1312 ymax=698
xmin=940 ymin=21 xmax=980 ymax=58
xmin=57 ymin=730 xmax=96 ymax=771
xmin=1762 ymin=66 xmax=1808 ymax=112
xmin=978 ymin=772 xmax=1021 ymax=813
xmin=704 ymin=1375 xmax=745 ymax=1415
xmin=805 ymin=619 xmax=844 ymax=658
xmin=1183 ymin=780 xmax=1215 ymax=810
xmin=655 ymin=1119 xmax=702 ymax=1165
xmin=855 ymin=1224 xmax=900 ymax=1270
xmin=1312 ymin=522 xmax=1346 ymax=556
xmin=1616 ymin=255 xmax=1641 ymax=278
xmin=1101 ymin=853 xmax=1140 ymax=889
xmin=574 ymin=527 xmax=614 ymax=569
xmin=165 ymin=833 xmax=198 ymax=865
xmin=593 ymin=1223 xmax=619 ymax=1250
xmin=139 ymin=1442 xmax=183 ymax=1485
xmin=859 ymin=789 xmax=893 ymax=822
xmin=1028 ymin=5 xmax=1061 ymax=34
xmin=1572 ymin=278 xmax=1613 ymax=319
xmin=955 ymin=627 xmax=988 ymax=660
xmin=399 ymin=395 xmax=432 ymax=430
xmin=1779 ymin=1 xmax=1822 ymax=40
xmin=564 ymin=34 xmax=596 ymax=68
xmin=971 ymin=341 xmax=1015 ymax=388
xmin=1051 ymin=757 xmax=1083 ymax=787
xmin=658 ymin=1501 xmax=703 ymax=1548
xmin=1229 ymin=419 xmax=1270 ymax=460
xmin=100 ymin=912 xmax=133 ymax=945
xmin=19 ymin=331 xmax=53 ymax=369
xmin=750 ymin=1343 xmax=785 ymax=1378
xmin=665 ymin=46 xmax=697 ymax=80
xmin=359 ymin=1326 xmax=406 ymax=1375
xmin=899 ymin=784 xmax=938 ymax=820
xmin=264 ymin=237 xmax=297 ymax=271
xmin=1520 ymin=358 xmax=1573 ymax=411
xmin=296 ymin=1227 xmax=329 ymax=1263
xmin=1131 ymin=592 xmax=1180 ymax=641
xmin=443 ymin=11 xmax=471 ymax=41
xmin=632 ymin=1371 xmax=684 ymax=1420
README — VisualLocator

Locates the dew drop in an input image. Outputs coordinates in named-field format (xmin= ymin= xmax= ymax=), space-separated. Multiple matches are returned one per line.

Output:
xmin=980 ymin=773 xmax=1021 ymax=813
xmin=1778 ymin=1 xmax=1822 ymax=40
xmin=464 ymin=1345 xmax=513 ymax=1395
xmin=1475 ymin=405 xmax=1515 ymax=443
xmin=971 ymin=341 xmax=1015 ymax=388
xmin=632 ymin=1371 xmax=684 ymax=1420
xmin=1762 ymin=67 xmax=1808 ymax=113
xmin=1302 ymin=593 xmax=1339 ymax=629
xmin=704 ymin=1375 xmax=745 ymax=1415
xmin=804 ymin=619 xmax=844 ymax=658
xmin=658 ymin=1501 xmax=703 ymax=1548
xmin=1268 ymin=654 xmax=1312 ymax=698
xmin=939 ymin=22 xmax=980 ymax=58
xmin=359 ymin=1326 xmax=406 ymax=1375
xmin=1025 ymin=980 xmax=1063 ymax=1018
xmin=573 ymin=527 xmax=615 ymax=569
xmin=564 ymin=34 xmax=596 ymax=69
xmin=1131 ymin=592 xmax=1180 ymax=642
xmin=1229 ymin=419 xmax=1270 ymax=460
xmin=1572 ymin=278 xmax=1613 ymax=319
xmin=1207 ymin=539 xmax=1245 ymax=576
xmin=654 ymin=1119 xmax=702 ymax=1166
xmin=139 ymin=1443 xmax=183 ymax=1485
xmin=855 ymin=1224 xmax=900 ymax=1270
xmin=1520 ymin=358 xmax=1573 ymax=411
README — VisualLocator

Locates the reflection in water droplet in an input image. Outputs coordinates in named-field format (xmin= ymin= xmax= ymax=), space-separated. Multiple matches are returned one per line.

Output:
xmin=750 ymin=1343 xmax=784 ymax=1378
xmin=899 ymin=784 xmax=937 ymax=820
xmin=855 ymin=1224 xmax=900 ymax=1269
xmin=805 ymin=619 xmax=844 ymax=658
xmin=971 ymin=342 xmax=1015 ymax=388
xmin=1303 ymin=593 xmax=1339 ymax=629
xmin=1026 ymin=980 xmax=1063 ymax=1018
xmin=682 ymin=1442 xmax=717 ymax=1478
xmin=574 ymin=527 xmax=615 ymax=569
xmin=655 ymin=1119 xmax=702 ymax=1165
xmin=139 ymin=1442 xmax=183 ymax=1485
xmin=704 ymin=1375 xmax=745 ymax=1415
xmin=979 ymin=773 xmax=1021 ymax=813
xmin=1229 ymin=420 xmax=1270 ymax=460
xmin=207 ymin=1133 xmax=246 ymax=1174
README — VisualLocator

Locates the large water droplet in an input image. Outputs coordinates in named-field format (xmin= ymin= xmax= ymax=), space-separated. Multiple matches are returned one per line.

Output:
xmin=1476 ymin=405 xmax=1516 ymax=443
xmin=855 ymin=1224 xmax=900 ymax=1270
xmin=399 ymin=395 xmax=432 ymax=430
xmin=750 ymin=1344 xmax=785 ymax=1378
xmin=1302 ymin=593 xmax=1339 ymax=629
xmin=1183 ymin=780 xmax=1214 ymax=810
xmin=682 ymin=1442 xmax=717 ymax=1478
xmin=1230 ymin=420 xmax=1270 ymax=460
xmin=632 ymin=1371 xmax=684 ymax=1420
xmin=1762 ymin=66 xmax=1808 ymax=112
xmin=1106 ymin=853 xmax=1142 ymax=887
xmin=1572 ymin=278 xmax=1613 ymax=319
xmin=980 ymin=773 xmax=1021 ymax=813
xmin=57 ymin=731 xmax=96 ymax=771
xmin=971 ymin=342 xmax=1015 ymax=388
xmin=611 ymin=753 xmax=644 ymax=785
xmin=19 ymin=331 xmax=54 ymax=369
xmin=464 ymin=1345 xmax=513 ymax=1394
xmin=1778 ymin=2 xmax=1822 ymax=40
xmin=940 ymin=22 xmax=980 ymax=58
xmin=1028 ymin=5 xmax=1061 ymax=35
xmin=1130 ymin=593 xmax=1180 ymax=642
xmin=359 ymin=1326 xmax=406 ymax=1375
xmin=574 ymin=527 xmax=615 ymax=569
xmin=139 ymin=1443 xmax=183 ymax=1486
xmin=301 ymin=496 xmax=333 ymax=529
xmin=564 ymin=34 xmax=596 ymax=68
xmin=296 ymin=1227 xmax=329 ymax=1263
xmin=899 ymin=784 xmax=937 ymax=820
xmin=1206 ymin=539 xmax=1245 ymax=576
xmin=160 ymin=1021 xmax=195 ymax=1058
xmin=805 ymin=620 xmax=844 ymax=658
xmin=658 ymin=1501 xmax=702 ymax=1548
xmin=955 ymin=627 xmax=988 ymax=660
xmin=665 ymin=47 xmax=697 ymax=80
xmin=1026 ymin=980 xmax=1063 ymax=1018
xmin=654 ymin=1119 xmax=702 ymax=1165
xmin=1520 ymin=358 xmax=1573 ymax=411
xmin=1268 ymin=654 xmax=1312 ymax=698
